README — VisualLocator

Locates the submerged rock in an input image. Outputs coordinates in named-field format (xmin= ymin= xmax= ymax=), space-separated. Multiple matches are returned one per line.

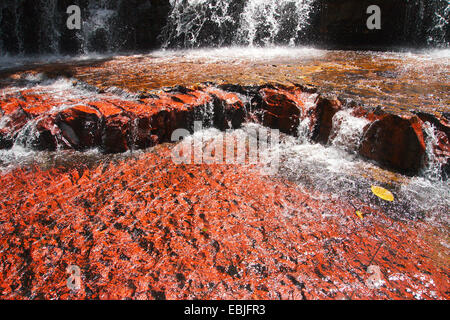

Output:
xmin=0 ymin=144 xmax=448 ymax=300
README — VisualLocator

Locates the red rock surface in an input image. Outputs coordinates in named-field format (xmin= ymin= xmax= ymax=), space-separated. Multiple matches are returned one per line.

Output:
xmin=0 ymin=144 xmax=448 ymax=300
xmin=2 ymin=82 xmax=448 ymax=176
xmin=1 ymin=51 xmax=449 ymax=301
xmin=0 ymin=78 xmax=449 ymax=300
xmin=0 ymin=84 xmax=244 ymax=154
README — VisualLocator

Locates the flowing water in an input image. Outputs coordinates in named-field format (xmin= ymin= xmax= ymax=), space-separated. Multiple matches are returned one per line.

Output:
xmin=81 ymin=0 xmax=123 ymax=53
xmin=0 ymin=0 xmax=448 ymax=55
xmin=0 ymin=1 xmax=449 ymax=238
xmin=0 ymin=61 xmax=449 ymax=230
xmin=0 ymin=1 xmax=449 ymax=299
xmin=162 ymin=0 xmax=316 ymax=47
xmin=174 ymin=114 xmax=449 ymax=226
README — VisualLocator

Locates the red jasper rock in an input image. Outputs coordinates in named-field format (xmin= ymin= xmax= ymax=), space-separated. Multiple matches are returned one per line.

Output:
xmin=32 ymin=117 xmax=60 ymax=151
xmin=359 ymin=114 xmax=426 ymax=175
xmin=56 ymin=105 xmax=103 ymax=150
xmin=203 ymin=87 xmax=245 ymax=130
xmin=350 ymin=105 xmax=387 ymax=122
xmin=311 ymin=96 xmax=343 ymax=144
xmin=0 ymin=146 xmax=448 ymax=300
xmin=88 ymin=101 xmax=122 ymax=118
xmin=259 ymin=87 xmax=307 ymax=135
xmin=101 ymin=115 xmax=131 ymax=153
xmin=0 ymin=83 xmax=448 ymax=177
xmin=0 ymin=98 xmax=26 ymax=115
xmin=0 ymin=102 xmax=29 ymax=149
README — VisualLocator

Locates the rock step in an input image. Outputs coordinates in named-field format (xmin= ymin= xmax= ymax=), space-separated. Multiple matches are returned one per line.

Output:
xmin=0 ymin=82 xmax=449 ymax=177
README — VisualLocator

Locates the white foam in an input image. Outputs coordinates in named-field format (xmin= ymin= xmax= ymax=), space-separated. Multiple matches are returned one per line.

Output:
xmin=151 ymin=46 xmax=325 ymax=63
xmin=330 ymin=110 xmax=370 ymax=154
xmin=238 ymin=0 xmax=316 ymax=46
xmin=425 ymin=48 xmax=450 ymax=59
xmin=163 ymin=0 xmax=317 ymax=47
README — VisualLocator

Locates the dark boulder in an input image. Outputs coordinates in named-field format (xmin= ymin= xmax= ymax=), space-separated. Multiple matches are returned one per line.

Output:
xmin=359 ymin=114 xmax=426 ymax=175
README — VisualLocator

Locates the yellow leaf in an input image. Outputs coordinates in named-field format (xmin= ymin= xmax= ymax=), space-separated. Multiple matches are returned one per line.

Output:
xmin=356 ymin=211 xmax=364 ymax=219
xmin=371 ymin=186 xmax=394 ymax=202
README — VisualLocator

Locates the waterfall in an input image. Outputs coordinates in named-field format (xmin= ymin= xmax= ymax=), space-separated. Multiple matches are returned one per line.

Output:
xmin=162 ymin=0 xmax=240 ymax=48
xmin=421 ymin=124 xmax=448 ymax=181
xmin=0 ymin=0 xmax=169 ymax=56
xmin=81 ymin=0 xmax=123 ymax=53
xmin=426 ymin=0 xmax=449 ymax=47
xmin=162 ymin=0 xmax=317 ymax=48
xmin=237 ymin=0 xmax=316 ymax=46
xmin=0 ymin=0 xmax=448 ymax=55
xmin=39 ymin=0 xmax=60 ymax=54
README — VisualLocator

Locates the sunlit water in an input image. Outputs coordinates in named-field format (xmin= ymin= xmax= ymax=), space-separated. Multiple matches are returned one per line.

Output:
xmin=0 ymin=47 xmax=448 ymax=233
xmin=29 ymin=47 xmax=445 ymax=115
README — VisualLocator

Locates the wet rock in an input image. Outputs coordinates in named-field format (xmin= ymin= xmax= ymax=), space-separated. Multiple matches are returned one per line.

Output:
xmin=204 ymin=87 xmax=245 ymax=130
xmin=131 ymin=117 xmax=159 ymax=150
xmin=319 ymin=0 xmax=439 ymax=49
xmin=258 ymin=86 xmax=317 ymax=136
xmin=1 ymin=83 xmax=448 ymax=177
xmin=56 ymin=105 xmax=103 ymax=150
xmin=32 ymin=117 xmax=59 ymax=151
xmin=0 ymin=144 xmax=448 ymax=300
xmin=0 ymin=101 xmax=29 ymax=149
xmin=359 ymin=114 xmax=426 ymax=175
xmin=416 ymin=112 xmax=450 ymax=140
xmin=101 ymin=115 xmax=131 ymax=154
xmin=350 ymin=105 xmax=387 ymax=122
xmin=311 ymin=96 xmax=343 ymax=144
xmin=260 ymin=87 xmax=302 ymax=135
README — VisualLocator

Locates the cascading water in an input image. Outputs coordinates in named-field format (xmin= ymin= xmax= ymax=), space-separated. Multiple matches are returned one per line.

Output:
xmin=237 ymin=0 xmax=316 ymax=46
xmin=0 ymin=0 xmax=448 ymax=54
xmin=0 ymin=0 xmax=24 ymax=54
xmin=162 ymin=0 xmax=238 ymax=48
xmin=0 ymin=0 xmax=162 ymax=56
xmin=162 ymin=0 xmax=317 ymax=47
xmin=427 ymin=0 xmax=450 ymax=47
xmin=403 ymin=0 xmax=449 ymax=48
xmin=421 ymin=124 xmax=449 ymax=181
xmin=81 ymin=0 xmax=123 ymax=53
xmin=329 ymin=110 xmax=370 ymax=155
xmin=39 ymin=0 xmax=60 ymax=54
